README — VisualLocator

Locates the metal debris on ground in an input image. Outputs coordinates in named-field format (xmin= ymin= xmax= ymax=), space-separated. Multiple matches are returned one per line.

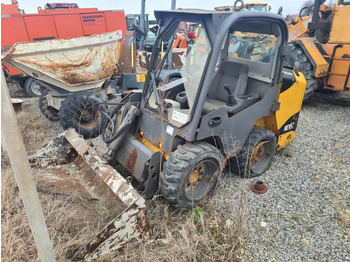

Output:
xmin=251 ymin=181 xmax=268 ymax=194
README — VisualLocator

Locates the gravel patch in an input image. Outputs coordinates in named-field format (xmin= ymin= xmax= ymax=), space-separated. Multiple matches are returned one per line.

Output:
xmin=222 ymin=92 xmax=350 ymax=262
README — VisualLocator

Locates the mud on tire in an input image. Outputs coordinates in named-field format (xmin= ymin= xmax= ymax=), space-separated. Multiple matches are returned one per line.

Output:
xmin=284 ymin=43 xmax=322 ymax=99
xmin=59 ymin=92 xmax=108 ymax=138
xmin=231 ymin=127 xmax=276 ymax=178
xmin=39 ymin=90 xmax=59 ymax=121
xmin=161 ymin=142 xmax=223 ymax=209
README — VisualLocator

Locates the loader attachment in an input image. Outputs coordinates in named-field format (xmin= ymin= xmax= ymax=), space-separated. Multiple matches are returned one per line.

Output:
xmin=31 ymin=128 xmax=150 ymax=260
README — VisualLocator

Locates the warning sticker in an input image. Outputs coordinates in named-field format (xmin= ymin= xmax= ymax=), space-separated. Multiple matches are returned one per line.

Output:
xmin=172 ymin=111 xmax=188 ymax=124
xmin=166 ymin=125 xmax=174 ymax=136
xmin=136 ymin=74 xmax=146 ymax=82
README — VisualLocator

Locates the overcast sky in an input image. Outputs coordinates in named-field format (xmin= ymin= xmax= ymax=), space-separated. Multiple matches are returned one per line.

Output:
xmin=1 ymin=0 xmax=307 ymax=18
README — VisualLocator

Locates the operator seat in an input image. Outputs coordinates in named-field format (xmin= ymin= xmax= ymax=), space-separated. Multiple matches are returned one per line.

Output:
xmin=208 ymin=60 xmax=249 ymax=101
xmin=203 ymin=60 xmax=259 ymax=114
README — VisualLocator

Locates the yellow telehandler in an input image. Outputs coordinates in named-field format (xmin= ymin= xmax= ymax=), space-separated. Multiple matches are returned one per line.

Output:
xmin=287 ymin=0 xmax=350 ymax=98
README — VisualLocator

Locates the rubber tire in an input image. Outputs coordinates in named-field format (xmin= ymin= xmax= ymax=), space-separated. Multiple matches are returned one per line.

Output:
xmin=231 ymin=127 xmax=276 ymax=178
xmin=161 ymin=142 xmax=223 ymax=209
xmin=12 ymin=77 xmax=28 ymax=89
xmin=24 ymin=78 xmax=43 ymax=97
xmin=59 ymin=92 xmax=108 ymax=138
xmin=39 ymin=90 xmax=59 ymax=121
xmin=166 ymin=75 xmax=181 ymax=83
xmin=284 ymin=43 xmax=322 ymax=100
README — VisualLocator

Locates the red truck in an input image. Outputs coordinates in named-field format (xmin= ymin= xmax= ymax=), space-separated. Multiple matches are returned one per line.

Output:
xmin=1 ymin=1 xmax=127 ymax=96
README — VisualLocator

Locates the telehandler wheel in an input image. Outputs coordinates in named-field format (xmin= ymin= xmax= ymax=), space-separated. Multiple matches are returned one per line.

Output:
xmin=161 ymin=142 xmax=223 ymax=209
xmin=284 ymin=43 xmax=321 ymax=99
xmin=232 ymin=127 xmax=276 ymax=178
xmin=39 ymin=90 xmax=59 ymax=121
xmin=59 ymin=92 xmax=108 ymax=138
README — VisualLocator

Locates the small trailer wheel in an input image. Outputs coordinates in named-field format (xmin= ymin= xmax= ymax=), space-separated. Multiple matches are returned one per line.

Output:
xmin=24 ymin=78 xmax=44 ymax=97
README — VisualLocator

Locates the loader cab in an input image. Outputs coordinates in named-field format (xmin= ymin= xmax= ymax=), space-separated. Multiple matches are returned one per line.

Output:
xmin=145 ymin=21 xmax=213 ymax=126
xmin=141 ymin=11 xmax=288 ymax=137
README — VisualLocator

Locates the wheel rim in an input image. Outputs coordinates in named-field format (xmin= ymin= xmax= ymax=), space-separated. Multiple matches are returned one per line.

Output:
xmin=74 ymin=103 xmax=101 ymax=128
xmin=185 ymin=160 xmax=218 ymax=202
xmin=249 ymin=141 xmax=273 ymax=174
xmin=31 ymin=81 xmax=42 ymax=96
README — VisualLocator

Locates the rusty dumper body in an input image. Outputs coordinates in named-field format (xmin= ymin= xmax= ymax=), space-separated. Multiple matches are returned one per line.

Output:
xmin=2 ymin=31 xmax=122 ymax=138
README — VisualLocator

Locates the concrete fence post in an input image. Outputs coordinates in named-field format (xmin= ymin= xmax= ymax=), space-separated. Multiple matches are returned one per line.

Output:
xmin=1 ymin=71 xmax=56 ymax=262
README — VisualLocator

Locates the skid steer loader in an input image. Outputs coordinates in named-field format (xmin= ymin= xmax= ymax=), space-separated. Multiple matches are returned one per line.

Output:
xmin=102 ymin=10 xmax=307 ymax=209
xmin=16 ymin=9 xmax=306 ymax=260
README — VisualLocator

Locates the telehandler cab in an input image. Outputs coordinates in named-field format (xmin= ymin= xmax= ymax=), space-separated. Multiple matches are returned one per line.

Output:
xmin=103 ymin=10 xmax=306 ymax=208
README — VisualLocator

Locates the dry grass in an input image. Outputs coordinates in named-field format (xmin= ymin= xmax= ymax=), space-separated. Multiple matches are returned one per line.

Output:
xmin=16 ymin=111 xmax=51 ymax=155
xmin=1 ymin=110 xmax=112 ymax=261
xmin=1 ymin=108 xmax=246 ymax=261
xmin=1 ymin=110 xmax=49 ymax=167
xmin=2 ymin=170 xmax=246 ymax=261
xmin=99 ymin=168 xmax=247 ymax=262
xmin=1 ymin=169 xmax=114 ymax=261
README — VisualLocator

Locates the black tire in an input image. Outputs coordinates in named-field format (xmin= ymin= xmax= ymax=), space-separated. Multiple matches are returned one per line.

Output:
xmin=12 ymin=77 xmax=27 ymax=89
xmin=39 ymin=90 xmax=59 ymax=121
xmin=231 ymin=127 xmax=276 ymax=178
xmin=24 ymin=78 xmax=43 ymax=97
xmin=166 ymin=75 xmax=181 ymax=83
xmin=59 ymin=92 xmax=108 ymax=138
xmin=161 ymin=142 xmax=223 ymax=209
xmin=284 ymin=43 xmax=321 ymax=99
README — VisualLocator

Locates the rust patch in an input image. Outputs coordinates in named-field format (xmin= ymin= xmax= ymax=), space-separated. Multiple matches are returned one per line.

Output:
xmin=136 ymin=208 xmax=152 ymax=235
xmin=1 ymin=44 xmax=15 ymax=58
xmin=14 ymin=44 xmax=118 ymax=85
xmin=251 ymin=181 xmax=268 ymax=194
xmin=172 ymin=51 xmax=184 ymax=68
xmin=36 ymin=167 xmax=94 ymax=199
xmin=126 ymin=148 xmax=138 ymax=174
xmin=76 ymin=159 xmax=126 ymax=211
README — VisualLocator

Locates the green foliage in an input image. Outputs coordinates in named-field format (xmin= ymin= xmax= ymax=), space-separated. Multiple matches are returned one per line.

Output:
xmin=197 ymin=227 xmax=204 ymax=234
xmin=291 ymin=215 xmax=300 ymax=222
xmin=215 ymin=248 xmax=224 ymax=256
xmin=306 ymin=226 xmax=314 ymax=232
xmin=191 ymin=206 xmax=207 ymax=223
